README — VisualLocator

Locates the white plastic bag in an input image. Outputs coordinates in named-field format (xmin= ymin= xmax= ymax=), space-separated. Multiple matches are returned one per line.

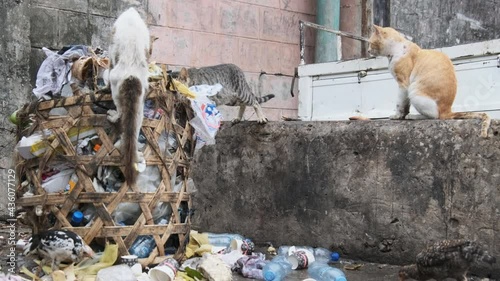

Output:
xmin=188 ymin=84 xmax=223 ymax=149
xmin=33 ymin=46 xmax=88 ymax=99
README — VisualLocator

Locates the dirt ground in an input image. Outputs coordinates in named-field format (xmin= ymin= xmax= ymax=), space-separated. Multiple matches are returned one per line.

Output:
xmin=0 ymin=221 xmax=494 ymax=280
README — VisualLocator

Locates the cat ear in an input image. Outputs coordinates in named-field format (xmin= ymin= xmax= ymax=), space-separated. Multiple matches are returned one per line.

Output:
xmin=372 ymin=25 xmax=382 ymax=34
xmin=179 ymin=67 xmax=188 ymax=80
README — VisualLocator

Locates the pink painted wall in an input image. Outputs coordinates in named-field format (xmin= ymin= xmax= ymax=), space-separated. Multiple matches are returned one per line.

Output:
xmin=147 ymin=0 xmax=316 ymax=121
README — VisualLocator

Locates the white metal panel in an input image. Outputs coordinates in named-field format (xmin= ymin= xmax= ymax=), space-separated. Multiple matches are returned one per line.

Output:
xmin=299 ymin=39 xmax=500 ymax=121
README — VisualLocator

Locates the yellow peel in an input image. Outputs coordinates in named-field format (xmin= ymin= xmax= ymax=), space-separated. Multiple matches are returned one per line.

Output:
xmin=20 ymin=266 xmax=40 ymax=280
xmin=169 ymin=79 xmax=197 ymax=99
xmin=52 ymin=270 xmax=67 ymax=281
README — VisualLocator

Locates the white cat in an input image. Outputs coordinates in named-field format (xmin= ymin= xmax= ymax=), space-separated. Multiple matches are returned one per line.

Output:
xmin=107 ymin=7 xmax=150 ymax=186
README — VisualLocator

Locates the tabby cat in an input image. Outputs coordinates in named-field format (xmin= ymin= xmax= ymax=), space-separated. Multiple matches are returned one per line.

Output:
xmin=174 ymin=63 xmax=275 ymax=123
xmin=368 ymin=25 xmax=491 ymax=138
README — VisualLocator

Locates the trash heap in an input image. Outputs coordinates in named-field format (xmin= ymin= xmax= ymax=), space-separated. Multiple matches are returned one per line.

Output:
xmin=14 ymin=44 xmax=205 ymax=266
xmin=12 ymin=45 xmax=349 ymax=281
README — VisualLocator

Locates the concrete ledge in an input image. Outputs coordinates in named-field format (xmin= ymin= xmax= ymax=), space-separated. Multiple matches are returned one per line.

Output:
xmin=192 ymin=120 xmax=500 ymax=277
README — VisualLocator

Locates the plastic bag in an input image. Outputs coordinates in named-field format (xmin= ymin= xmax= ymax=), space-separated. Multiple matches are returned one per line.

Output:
xmin=188 ymin=84 xmax=223 ymax=149
xmin=33 ymin=46 xmax=89 ymax=99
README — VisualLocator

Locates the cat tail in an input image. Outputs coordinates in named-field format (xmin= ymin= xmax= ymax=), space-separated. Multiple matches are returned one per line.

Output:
xmin=451 ymin=112 xmax=491 ymax=138
xmin=256 ymin=94 xmax=275 ymax=104
xmin=120 ymin=76 xmax=142 ymax=186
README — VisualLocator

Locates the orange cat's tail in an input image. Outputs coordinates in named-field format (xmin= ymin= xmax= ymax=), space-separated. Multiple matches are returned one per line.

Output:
xmin=120 ymin=76 xmax=142 ymax=186
xmin=451 ymin=112 xmax=491 ymax=138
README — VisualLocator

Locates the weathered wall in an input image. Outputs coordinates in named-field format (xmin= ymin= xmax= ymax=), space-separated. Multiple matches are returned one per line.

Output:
xmin=339 ymin=0 xmax=371 ymax=60
xmin=0 ymin=0 xmax=315 ymax=218
xmin=148 ymin=0 xmax=316 ymax=121
xmin=26 ymin=0 xmax=315 ymax=122
xmin=0 ymin=0 xmax=31 ymax=219
xmin=192 ymin=120 xmax=500 ymax=277
xmin=391 ymin=0 xmax=500 ymax=49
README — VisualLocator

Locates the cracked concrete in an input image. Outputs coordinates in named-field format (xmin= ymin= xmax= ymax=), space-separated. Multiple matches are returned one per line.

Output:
xmin=0 ymin=0 xmax=31 ymax=219
xmin=192 ymin=120 xmax=500 ymax=278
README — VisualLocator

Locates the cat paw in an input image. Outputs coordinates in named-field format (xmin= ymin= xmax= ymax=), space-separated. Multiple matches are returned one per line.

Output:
xmin=114 ymin=139 xmax=122 ymax=150
xmin=137 ymin=151 xmax=145 ymax=163
xmin=389 ymin=114 xmax=406 ymax=120
xmin=231 ymin=118 xmax=241 ymax=124
xmin=135 ymin=152 xmax=146 ymax=172
xmin=405 ymin=114 xmax=429 ymax=120
xmin=107 ymin=110 xmax=120 ymax=123
xmin=257 ymin=117 xmax=268 ymax=124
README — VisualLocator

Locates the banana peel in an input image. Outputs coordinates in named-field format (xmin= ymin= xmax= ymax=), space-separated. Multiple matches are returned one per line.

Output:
xmin=344 ymin=263 xmax=363 ymax=270
xmin=168 ymin=79 xmax=197 ymax=99
xmin=20 ymin=266 xmax=41 ymax=280
xmin=51 ymin=270 xmax=66 ymax=281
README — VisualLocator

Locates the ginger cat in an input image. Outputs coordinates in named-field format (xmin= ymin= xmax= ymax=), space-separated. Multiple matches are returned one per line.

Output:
xmin=368 ymin=25 xmax=491 ymax=138
xmin=107 ymin=7 xmax=150 ymax=186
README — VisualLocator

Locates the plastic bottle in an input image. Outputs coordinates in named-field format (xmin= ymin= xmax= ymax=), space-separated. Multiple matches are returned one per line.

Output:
xmin=307 ymin=262 xmax=347 ymax=281
xmin=65 ymin=172 xmax=79 ymax=193
xmin=70 ymin=210 xmax=84 ymax=226
xmin=262 ymin=255 xmax=292 ymax=281
xmin=277 ymin=245 xmax=314 ymax=256
xmin=314 ymin=247 xmax=340 ymax=263
xmin=129 ymin=219 xmax=168 ymax=258
xmin=205 ymin=232 xmax=245 ymax=247
xmin=129 ymin=236 xmax=155 ymax=258
xmin=82 ymin=205 xmax=96 ymax=226
xmin=143 ymin=100 xmax=156 ymax=119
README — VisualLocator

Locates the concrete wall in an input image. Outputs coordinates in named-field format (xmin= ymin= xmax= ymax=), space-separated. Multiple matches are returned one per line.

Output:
xmin=148 ymin=0 xmax=316 ymax=121
xmin=29 ymin=0 xmax=316 ymax=122
xmin=339 ymin=0 xmax=371 ymax=60
xmin=192 ymin=120 xmax=500 ymax=277
xmin=0 ymin=0 xmax=31 ymax=219
xmin=390 ymin=0 xmax=500 ymax=49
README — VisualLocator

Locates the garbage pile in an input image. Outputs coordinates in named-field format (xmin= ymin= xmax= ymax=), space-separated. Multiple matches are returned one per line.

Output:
xmin=14 ymin=43 xmax=221 ymax=223
xmin=13 ymin=229 xmax=348 ymax=281
xmin=13 ymin=42 xmax=224 ymax=277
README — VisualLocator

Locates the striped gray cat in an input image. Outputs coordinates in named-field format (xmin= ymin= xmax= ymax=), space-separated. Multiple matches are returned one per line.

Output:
xmin=174 ymin=63 xmax=275 ymax=123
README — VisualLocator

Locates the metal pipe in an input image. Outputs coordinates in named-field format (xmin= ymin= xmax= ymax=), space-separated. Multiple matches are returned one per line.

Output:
xmin=300 ymin=21 xmax=305 ymax=65
xmin=315 ymin=0 xmax=340 ymax=63
xmin=299 ymin=20 xmax=370 ymax=65
xmin=304 ymin=20 xmax=370 ymax=42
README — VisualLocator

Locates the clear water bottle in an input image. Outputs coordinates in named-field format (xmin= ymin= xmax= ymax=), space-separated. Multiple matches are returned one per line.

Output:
xmin=277 ymin=245 xmax=314 ymax=256
xmin=262 ymin=255 xmax=292 ymax=281
xmin=314 ymin=247 xmax=340 ymax=263
xmin=307 ymin=262 xmax=347 ymax=281
xmin=205 ymin=232 xmax=245 ymax=247
xmin=129 ymin=235 xmax=156 ymax=258
xmin=129 ymin=219 xmax=168 ymax=258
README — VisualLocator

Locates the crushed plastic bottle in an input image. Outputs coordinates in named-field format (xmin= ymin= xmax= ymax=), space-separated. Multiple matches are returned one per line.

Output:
xmin=278 ymin=246 xmax=340 ymax=263
xmin=307 ymin=262 xmax=347 ymax=281
xmin=206 ymin=232 xmax=245 ymax=248
xmin=277 ymin=245 xmax=314 ymax=256
xmin=129 ymin=219 xmax=168 ymax=258
xmin=314 ymin=247 xmax=340 ymax=263
xmin=262 ymin=255 xmax=292 ymax=281
xmin=64 ymin=172 xmax=79 ymax=193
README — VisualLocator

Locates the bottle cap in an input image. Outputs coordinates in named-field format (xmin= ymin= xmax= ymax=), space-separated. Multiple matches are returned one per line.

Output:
xmin=93 ymin=144 xmax=101 ymax=152
xmin=331 ymin=252 xmax=340 ymax=261
xmin=72 ymin=210 xmax=83 ymax=223
xmin=264 ymin=271 xmax=275 ymax=281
